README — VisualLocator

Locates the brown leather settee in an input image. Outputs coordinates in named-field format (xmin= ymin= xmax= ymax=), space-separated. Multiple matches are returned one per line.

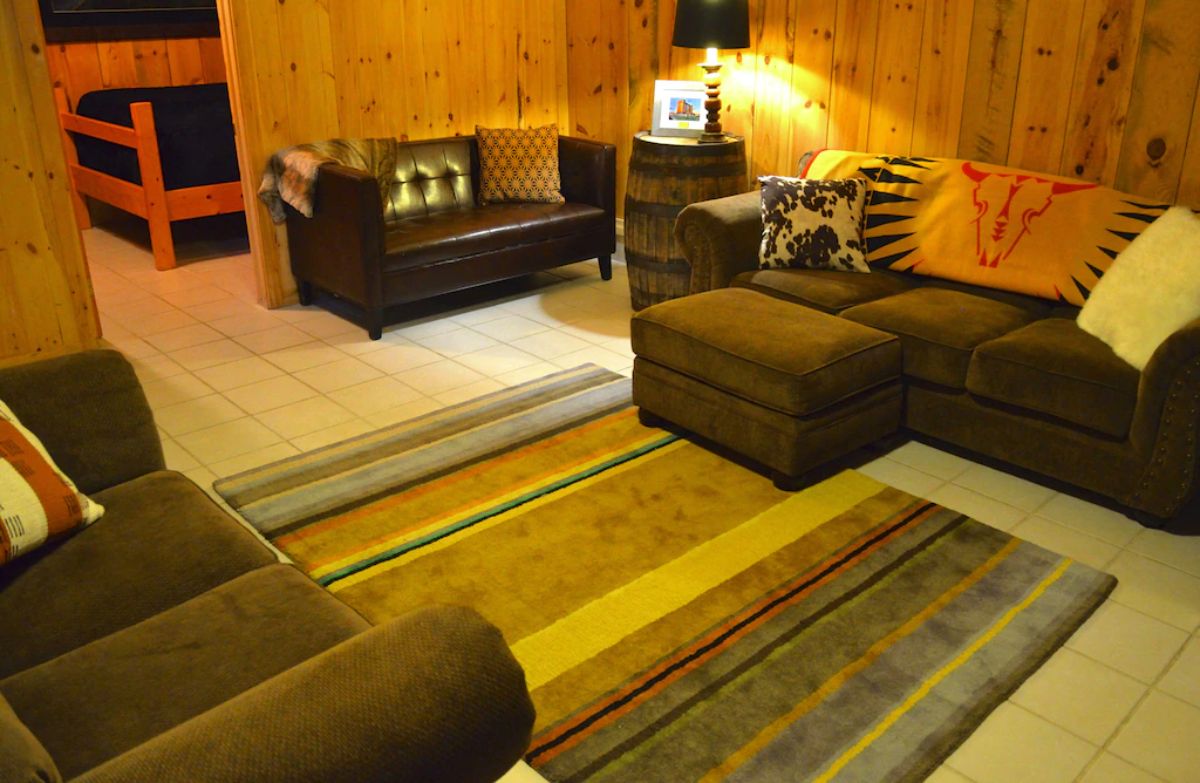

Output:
xmin=0 ymin=350 xmax=534 ymax=782
xmin=673 ymin=192 xmax=1200 ymax=527
xmin=286 ymin=135 xmax=617 ymax=339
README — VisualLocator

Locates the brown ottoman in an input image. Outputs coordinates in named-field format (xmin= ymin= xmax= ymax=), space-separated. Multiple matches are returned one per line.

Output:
xmin=631 ymin=287 xmax=903 ymax=488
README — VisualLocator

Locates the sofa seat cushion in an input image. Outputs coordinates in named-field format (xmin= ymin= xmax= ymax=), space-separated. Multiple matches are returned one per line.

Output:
xmin=632 ymin=288 xmax=900 ymax=416
xmin=731 ymin=267 xmax=918 ymax=313
xmin=967 ymin=318 xmax=1140 ymax=439
xmin=0 ymin=471 xmax=277 ymax=679
xmin=383 ymin=202 xmax=606 ymax=272
xmin=0 ymin=564 xmax=368 ymax=779
xmin=0 ymin=692 xmax=59 ymax=783
xmin=841 ymin=288 xmax=1041 ymax=388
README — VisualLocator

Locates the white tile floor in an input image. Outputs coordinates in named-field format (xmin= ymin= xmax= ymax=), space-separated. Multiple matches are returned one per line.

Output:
xmin=84 ymin=226 xmax=1200 ymax=783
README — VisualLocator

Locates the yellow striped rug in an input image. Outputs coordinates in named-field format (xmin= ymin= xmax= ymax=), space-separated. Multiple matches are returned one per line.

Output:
xmin=215 ymin=364 xmax=1115 ymax=782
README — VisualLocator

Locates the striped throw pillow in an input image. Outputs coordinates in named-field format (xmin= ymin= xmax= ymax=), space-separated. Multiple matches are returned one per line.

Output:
xmin=1 ymin=399 xmax=104 ymax=565
xmin=476 ymin=124 xmax=565 ymax=205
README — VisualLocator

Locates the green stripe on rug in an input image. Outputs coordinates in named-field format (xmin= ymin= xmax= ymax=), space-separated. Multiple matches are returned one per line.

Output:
xmin=214 ymin=364 xmax=1116 ymax=782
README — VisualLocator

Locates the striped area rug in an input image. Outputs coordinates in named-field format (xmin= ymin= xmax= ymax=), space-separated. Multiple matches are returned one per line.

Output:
xmin=215 ymin=364 xmax=1115 ymax=782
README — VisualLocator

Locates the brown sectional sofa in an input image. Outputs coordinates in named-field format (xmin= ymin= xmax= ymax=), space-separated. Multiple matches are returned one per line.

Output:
xmin=0 ymin=349 xmax=534 ymax=782
xmin=286 ymin=135 xmax=617 ymax=339
xmin=673 ymin=191 xmax=1200 ymax=526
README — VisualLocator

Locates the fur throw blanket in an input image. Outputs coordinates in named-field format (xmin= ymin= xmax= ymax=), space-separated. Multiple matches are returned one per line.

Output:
xmin=258 ymin=138 xmax=398 ymax=223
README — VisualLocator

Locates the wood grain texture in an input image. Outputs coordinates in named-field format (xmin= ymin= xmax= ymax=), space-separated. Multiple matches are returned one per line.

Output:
xmin=912 ymin=0 xmax=975 ymax=156
xmin=956 ymin=0 xmax=1029 ymax=163
xmin=867 ymin=0 xmax=927 ymax=154
xmin=1114 ymin=0 xmax=1200 ymax=200
xmin=46 ymin=36 xmax=225 ymax=110
xmin=1060 ymin=0 xmax=1147 ymax=184
xmin=1006 ymin=0 xmax=1087 ymax=172
xmin=0 ymin=0 xmax=98 ymax=365
xmin=827 ymin=0 xmax=880 ymax=152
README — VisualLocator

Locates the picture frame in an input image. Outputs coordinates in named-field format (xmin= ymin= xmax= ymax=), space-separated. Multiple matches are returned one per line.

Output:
xmin=651 ymin=80 xmax=707 ymax=138
xmin=38 ymin=0 xmax=220 ymax=43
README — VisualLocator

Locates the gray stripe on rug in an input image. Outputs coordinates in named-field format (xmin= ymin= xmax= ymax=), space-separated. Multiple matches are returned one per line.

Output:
xmin=216 ymin=366 xmax=631 ymax=535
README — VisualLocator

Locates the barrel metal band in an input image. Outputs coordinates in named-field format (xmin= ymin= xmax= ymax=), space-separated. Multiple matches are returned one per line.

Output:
xmin=627 ymin=161 xmax=747 ymax=178
xmin=625 ymin=250 xmax=691 ymax=274
xmin=624 ymin=199 xmax=686 ymax=219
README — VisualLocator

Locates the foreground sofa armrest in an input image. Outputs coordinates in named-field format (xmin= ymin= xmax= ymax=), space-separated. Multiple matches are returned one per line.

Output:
xmin=1128 ymin=316 xmax=1200 ymax=517
xmin=675 ymin=190 xmax=762 ymax=293
xmin=286 ymin=164 xmax=387 ymax=329
xmin=0 ymin=349 xmax=163 ymax=494
xmin=75 ymin=605 xmax=535 ymax=783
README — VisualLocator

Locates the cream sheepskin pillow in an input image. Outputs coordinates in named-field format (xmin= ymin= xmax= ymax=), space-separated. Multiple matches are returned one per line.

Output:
xmin=1077 ymin=206 xmax=1200 ymax=370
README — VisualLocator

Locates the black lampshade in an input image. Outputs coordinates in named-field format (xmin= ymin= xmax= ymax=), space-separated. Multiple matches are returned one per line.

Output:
xmin=671 ymin=0 xmax=751 ymax=50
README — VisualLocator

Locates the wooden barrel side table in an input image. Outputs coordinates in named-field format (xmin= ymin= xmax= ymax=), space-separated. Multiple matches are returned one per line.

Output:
xmin=624 ymin=132 xmax=748 ymax=310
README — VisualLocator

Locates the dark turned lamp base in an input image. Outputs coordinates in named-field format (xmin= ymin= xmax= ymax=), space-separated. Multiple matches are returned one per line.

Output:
xmin=698 ymin=61 xmax=727 ymax=144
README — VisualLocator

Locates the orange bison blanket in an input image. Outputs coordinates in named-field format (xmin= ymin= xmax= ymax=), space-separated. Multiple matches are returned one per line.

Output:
xmin=801 ymin=150 xmax=1169 ymax=306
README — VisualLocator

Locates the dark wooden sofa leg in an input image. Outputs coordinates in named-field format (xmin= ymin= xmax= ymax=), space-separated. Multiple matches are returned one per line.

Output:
xmin=599 ymin=254 xmax=613 ymax=281
xmin=366 ymin=308 xmax=384 ymax=341
xmin=297 ymin=280 xmax=313 ymax=306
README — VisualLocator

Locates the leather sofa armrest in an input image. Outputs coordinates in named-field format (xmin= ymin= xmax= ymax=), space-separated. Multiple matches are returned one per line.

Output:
xmin=74 ymin=605 xmax=535 ymax=783
xmin=285 ymin=164 xmax=386 ymax=312
xmin=675 ymin=190 xmax=762 ymax=294
xmin=558 ymin=136 xmax=617 ymax=220
xmin=1128 ymin=316 xmax=1200 ymax=517
xmin=0 ymin=349 xmax=164 ymax=494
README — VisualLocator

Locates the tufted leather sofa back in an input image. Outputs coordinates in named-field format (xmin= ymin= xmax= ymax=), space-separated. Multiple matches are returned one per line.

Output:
xmin=383 ymin=139 xmax=476 ymax=223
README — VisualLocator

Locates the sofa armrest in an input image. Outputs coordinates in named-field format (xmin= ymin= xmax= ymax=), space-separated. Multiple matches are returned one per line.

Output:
xmin=674 ymin=190 xmax=762 ymax=293
xmin=1128 ymin=316 xmax=1200 ymax=517
xmin=75 ymin=605 xmax=535 ymax=783
xmin=285 ymin=163 xmax=385 ymax=310
xmin=558 ymin=136 xmax=617 ymax=220
xmin=0 ymin=349 xmax=163 ymax=494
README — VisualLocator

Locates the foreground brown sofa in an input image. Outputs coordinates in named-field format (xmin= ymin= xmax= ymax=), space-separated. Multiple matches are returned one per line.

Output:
xmin=0 ymin=350 xmax=534 ymax=782
xmin=672 ymin=191 xmax=1200 ymax=526
xmin=287 ymin=134 xmax=617 ymax=339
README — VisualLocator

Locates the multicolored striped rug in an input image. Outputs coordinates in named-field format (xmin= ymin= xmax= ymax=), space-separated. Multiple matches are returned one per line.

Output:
xmin=215 ymin=364 xmax=1115 ymax=782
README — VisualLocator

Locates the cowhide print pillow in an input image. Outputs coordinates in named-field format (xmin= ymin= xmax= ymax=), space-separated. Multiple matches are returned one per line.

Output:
xmin=758 ymin=176 xmax=870 ymax=273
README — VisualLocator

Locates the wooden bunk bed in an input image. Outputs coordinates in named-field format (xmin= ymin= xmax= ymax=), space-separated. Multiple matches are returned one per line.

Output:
xmin=54 ymin=85 xmax=245 ymax=271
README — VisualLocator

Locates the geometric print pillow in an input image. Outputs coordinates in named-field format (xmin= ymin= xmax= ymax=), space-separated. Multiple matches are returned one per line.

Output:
xmin=758 ymin=176 xmax=870 ymax=273
xmin=1 ymin=398 xmax=104 ymax=566
xmin=476 ymin=124 xmax=566 ymax=205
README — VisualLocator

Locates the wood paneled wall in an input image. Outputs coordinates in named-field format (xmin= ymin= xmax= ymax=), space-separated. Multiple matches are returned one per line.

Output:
xmin=45 ymin=36 xmax=226 ymax=110
xmin=217 ymin=0 xmax=570 ymax=307
xmin=566 ymin=0 xmax=1200 ymax=213
xmin=0 ymin=1 xmax=99 ymax=366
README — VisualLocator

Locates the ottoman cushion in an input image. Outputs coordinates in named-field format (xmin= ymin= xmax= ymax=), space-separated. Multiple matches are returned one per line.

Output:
xmin=631 ymin=288 xmax=901 ymax=416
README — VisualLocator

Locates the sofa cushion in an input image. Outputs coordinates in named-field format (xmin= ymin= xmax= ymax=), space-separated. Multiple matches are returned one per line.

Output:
xmin=732 ymin=267 xmax=918 ymax=313
xmin=841 ymin=288 xmax=1040 ymax=388
xmin=1 ymin=398 xmax=105 ymax=566
xmin=967 ymin=318 xmax=1140 ymax=439
xmin=383 ymin=202 xmax=607 ymax=272
xmin=0 ymin=565 xmax=368 ymax=779
xmin=757 ymin=175 xmax=869 ymax=273
xmin=632 ymin=288 xmax=900 ymax=416
xmin=0 ymin=691 xmax=60 ymax=783
xmin=384 ymin=138 xmax=474 ymax=222
xmin=0 ymin=471 xmax=276 ymax=679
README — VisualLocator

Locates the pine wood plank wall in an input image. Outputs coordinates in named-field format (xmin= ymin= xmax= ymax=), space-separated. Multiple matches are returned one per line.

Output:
xmin=0 ymin=1 xmax=99 ymax=366
xmin=218 ymin=0 xmax=571 ymax=307
xmin=566 ymin=0 xmax=1200 ymax=213
xmin=45 ymin=37 xmax=226 ymax=110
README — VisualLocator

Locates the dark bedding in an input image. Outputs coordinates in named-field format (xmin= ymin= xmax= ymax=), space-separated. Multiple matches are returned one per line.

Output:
xmin=73 ymin=83 xmax=241 ymax=191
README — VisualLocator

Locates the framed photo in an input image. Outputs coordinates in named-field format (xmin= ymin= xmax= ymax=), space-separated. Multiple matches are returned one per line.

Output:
xmin=651 ymin=80 xmax=706 ymax=138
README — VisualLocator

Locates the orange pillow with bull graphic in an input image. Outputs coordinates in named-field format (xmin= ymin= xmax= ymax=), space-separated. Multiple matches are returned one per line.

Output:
xmin=801 ymin=150 xmax=1169 ymax=306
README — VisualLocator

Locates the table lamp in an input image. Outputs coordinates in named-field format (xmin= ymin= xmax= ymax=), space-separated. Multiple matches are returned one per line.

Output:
xmin=671 ymin=0 xmax=751 ymax=144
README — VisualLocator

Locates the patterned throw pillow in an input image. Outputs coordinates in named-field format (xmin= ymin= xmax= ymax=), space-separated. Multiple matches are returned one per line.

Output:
xmin=476 ymin=124 xmax=565 ymax=205
xmin=1 ymin=399 xmax=104 ymax=566
xmin=758 ymin=176 xmax=870 ymax=273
